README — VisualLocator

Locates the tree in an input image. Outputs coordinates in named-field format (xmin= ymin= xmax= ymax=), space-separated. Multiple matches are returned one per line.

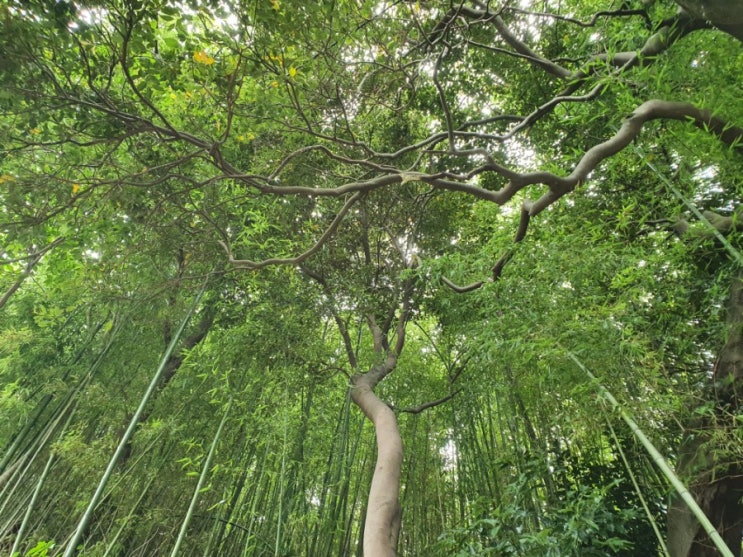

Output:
xmin=1 ymin=0 xmax=742 ymax=555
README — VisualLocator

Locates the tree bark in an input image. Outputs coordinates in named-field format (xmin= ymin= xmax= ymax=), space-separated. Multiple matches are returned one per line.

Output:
xmin=351 ymin=369 xmax=402 ymax=557
xmin=118 ymin=288 xmax=219 ymax=466
xmin=675 ymin=0 xmax=743 ymax=42
xmin=668 ymin=271 xmax=743 ymax=557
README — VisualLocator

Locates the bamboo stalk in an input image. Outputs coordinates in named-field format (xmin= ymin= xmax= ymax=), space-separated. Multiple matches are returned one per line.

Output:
xmin=62 ymin=280 xmax=210 ymax=557
xmin=274 ymin=394 xmax=288 ymax=557
xmin=605 ymin=415 xmax=670 ymax=556
xmin=567 ymin=351 xmax=734 ymax=557
xmin=171 ymin=397 xmax=233 ymax=557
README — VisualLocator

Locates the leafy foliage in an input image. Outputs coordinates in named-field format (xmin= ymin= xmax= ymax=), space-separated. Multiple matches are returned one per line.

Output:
xmin=1 ymin=0 xmax=742 ymax=555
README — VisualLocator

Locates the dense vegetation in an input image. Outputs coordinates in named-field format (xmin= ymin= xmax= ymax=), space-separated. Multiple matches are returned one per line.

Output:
xmin=1 ymin=0 xmax=742 ymax=555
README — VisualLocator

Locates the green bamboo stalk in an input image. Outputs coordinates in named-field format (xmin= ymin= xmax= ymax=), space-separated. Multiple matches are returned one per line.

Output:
xmin=171 ymin=397 xmax=232 ymax=557
xmin=207 ymin=424 xmax=256 ymax=556
xmin=9 ymin=404 xmax=78 ymax=556
xmin=101 ymin=474 xmax=157 ymax=557
xmin=0 ymin=317 xmax=118 ymax=476
xmin=566 ymin=351 xmax=734 ymax=557
xmin=99 ymin=433 xmax=176 ymax=557
xmin=62 ymin=281 xmax=209 ymax=557
xmin=339 ymin=413 xmax=366 ymax=556
xmin=310 ymin=393 xmax=351 ymax=556
xmin=10 ymin=456 xmax=54 ymax=557
xmin=0 ymin=381 xmax=85 ymax=528
xmin=605 ymin=415 xmax=670 ymax=556
xmin=636 ymin=146 xmax=743 ymax=266
xmin=242 ymin=440 xmax=272 ymax=557
xmin=274 ymin=393 xmax=288 ymax=557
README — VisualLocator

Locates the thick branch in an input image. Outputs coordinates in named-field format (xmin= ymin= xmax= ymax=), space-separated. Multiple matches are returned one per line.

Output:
xmin=526 ymin=99 xmax=743 ymax=216
xmin=443 ymin=99 xmax=743 ymax=290
xmin=440 ymin=276 xmax=484 ymax=293
xmin=675 ymin=0 xmax=743 ymax=42
xmin=592 ymin=13 xmax=709 ymax=70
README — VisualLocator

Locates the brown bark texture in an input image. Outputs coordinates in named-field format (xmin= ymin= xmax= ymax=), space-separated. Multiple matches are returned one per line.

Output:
xmin=668 ymin=271 xmax=743 ymax=557
xmin=675 ymin=0 xmax=743 ymax=41
xmin=350 ymin=354 xmax=403 ymax=557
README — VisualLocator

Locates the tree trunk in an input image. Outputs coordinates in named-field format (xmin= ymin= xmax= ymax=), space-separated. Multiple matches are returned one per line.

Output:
xmin=675 ymin=0 xmax=743 ymax=42
xmin=118 ymin=293 xmax=218 ymax=466
xmin=668 ymin=271 xmax=743 ymax=557
xmin=351 ymin=369 xmax=402 ymax=557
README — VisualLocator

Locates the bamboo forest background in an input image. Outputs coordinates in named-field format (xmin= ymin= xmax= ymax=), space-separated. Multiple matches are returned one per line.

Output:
xmin=1 ymin=0 xmax=742 ymax=555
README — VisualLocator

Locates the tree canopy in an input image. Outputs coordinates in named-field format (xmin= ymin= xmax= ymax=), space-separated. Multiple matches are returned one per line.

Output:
xmin=1 ymin=0 xmax=742 ymax=555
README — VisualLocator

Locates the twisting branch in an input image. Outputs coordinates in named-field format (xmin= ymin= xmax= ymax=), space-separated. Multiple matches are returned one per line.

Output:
xmin=453 ymin=5 xmax=710 ymax=137
xmin=220 ymin=192 xmax=363 ymax=270
xmin=591 ymin=13 xmax=710 ymax=70
xmin=528 ymin=100 xmax=743 ymax=210
xmin=442 ymin=99 xmax=743 ymax=291
xmin=440 ymin=276 xmax=484 ymax=293
xmin=395 ymin=390 xmax=462 ymax=414
xmin=502 ymin=100 xmax=743 ymax=220
xmin=510 ymin=7 xmax=651 ymax=29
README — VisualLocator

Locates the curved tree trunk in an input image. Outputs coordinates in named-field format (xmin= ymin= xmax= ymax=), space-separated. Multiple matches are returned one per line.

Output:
xmin=351 ymin=371 xmax=402 ymax=557
xmin=668 ymin=271 xmax=743 ymax=557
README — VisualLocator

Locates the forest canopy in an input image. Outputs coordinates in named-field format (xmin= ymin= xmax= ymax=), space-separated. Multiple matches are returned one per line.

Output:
xmin=1 ymin=0 xmax=742 ymax=555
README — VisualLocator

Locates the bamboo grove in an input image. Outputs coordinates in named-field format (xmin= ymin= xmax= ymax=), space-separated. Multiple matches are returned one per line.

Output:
xmin=1 ymin=0 xmax=742 ymax=555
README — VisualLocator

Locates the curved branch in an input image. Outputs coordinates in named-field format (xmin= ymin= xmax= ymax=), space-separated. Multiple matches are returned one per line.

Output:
xmin=443 ymin=99 xmax=743 ymax=290
xmin=221 ymin=192 xmax=363 ymax=269
xmin=525 ymin=99 xmax=743 ymax=216
xmin=490 ymin=13 xmax=572 ymax=79
xmin=440 ymin=276 xmax=484 ymax=293
xmin=499 ymin=80 xmax=609 ymax=141
xmin=593 ymin=13 xmax=710 ymax=70
xmin=396 ymin=389 xmax=462 ymax=414
xmin=458 ymin=5 xmax=571 ymax=78
xmin=456 ymin=7 xmax=709 ymax=136
xmin=510 ymin=7 xmax=651 ymax=29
